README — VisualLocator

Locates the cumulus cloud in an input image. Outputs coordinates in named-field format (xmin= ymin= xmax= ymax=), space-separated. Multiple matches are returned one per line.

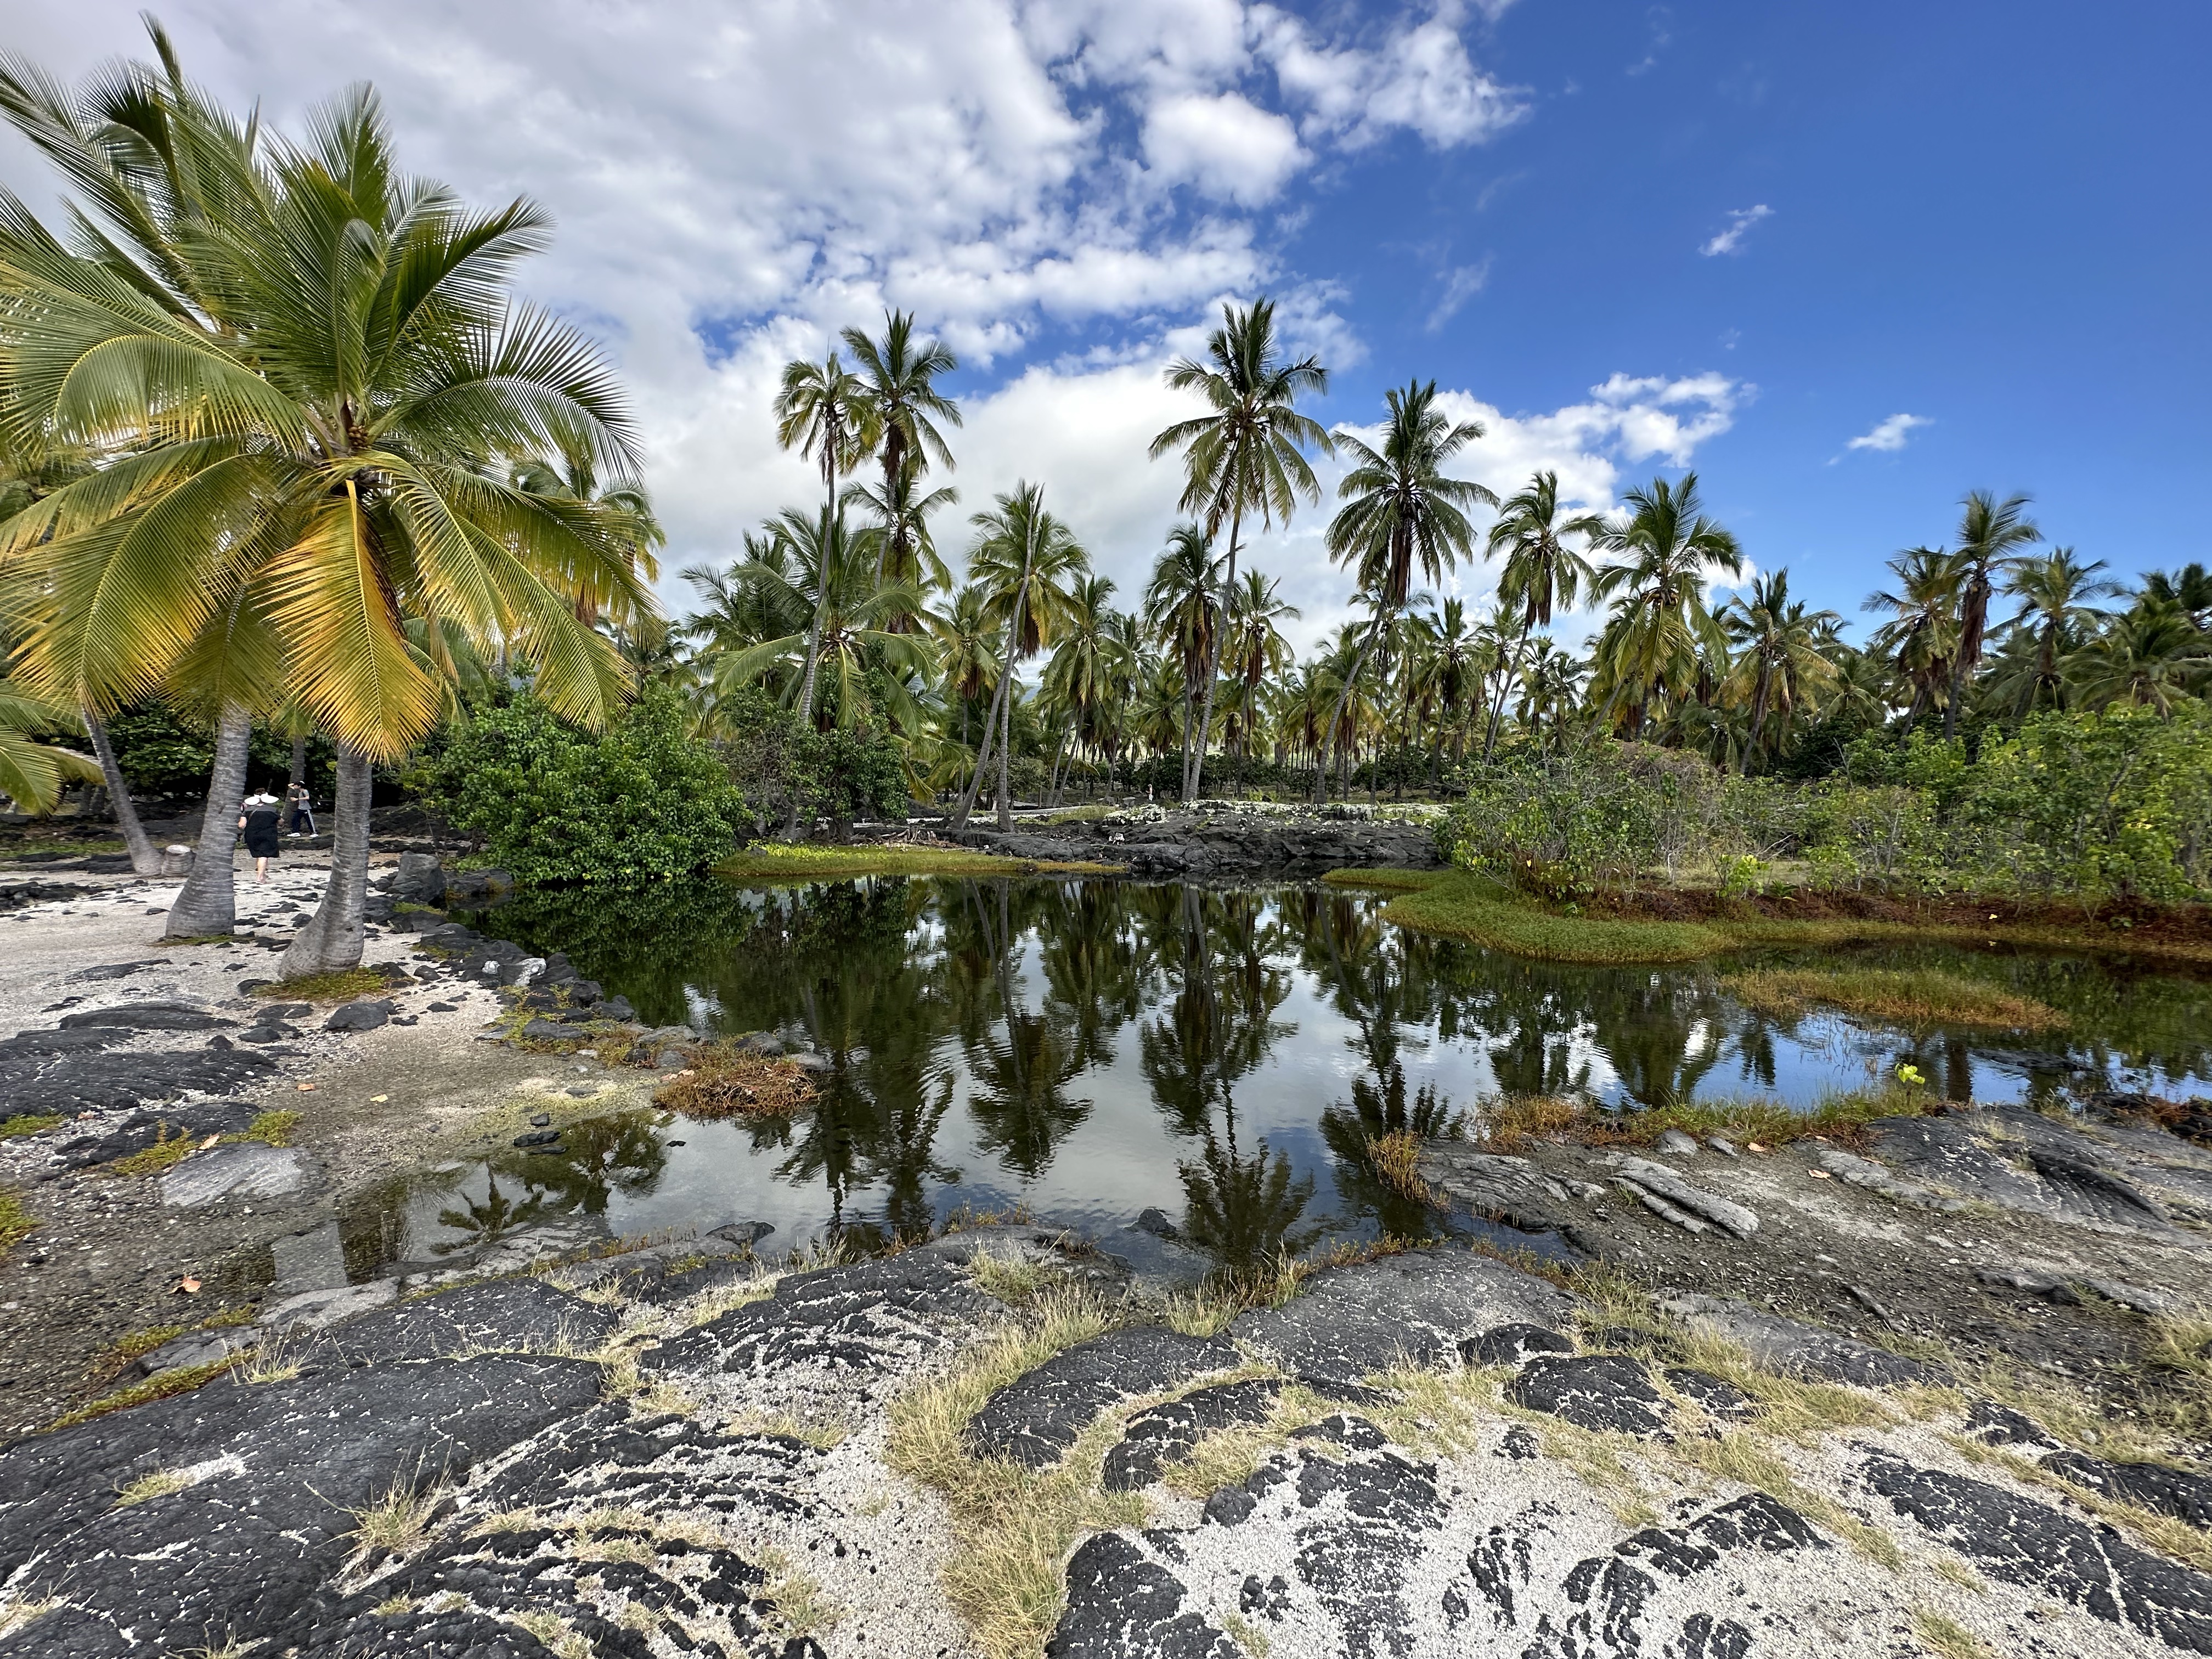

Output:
xmin=1700 ymin=204 xmax=1773 ymax=257
xmin=1143 ymin=91 xmax=1306 ymax=203
xmin=1843 ymin=412 xmax=1931 ymax=454
xmin=12 ymin=1 xmax=1527 ymax=628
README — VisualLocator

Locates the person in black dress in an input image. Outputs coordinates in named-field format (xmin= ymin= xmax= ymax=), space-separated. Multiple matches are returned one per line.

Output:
xmin=239 ymin=792 xmax=283 ymax=883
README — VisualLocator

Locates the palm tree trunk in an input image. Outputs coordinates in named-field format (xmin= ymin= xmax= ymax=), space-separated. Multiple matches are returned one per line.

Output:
xmin=1313 ymin=619 xmax=1382 ymax=804
xmin=281 ymin=744 xmax=373 ymax=979
xmin=996 ymin=663 xmax=1016 ymax=831
xmin=1944 ymin=572 xmax=1988 ymax=740
xmin=957 ymin=578 xmax=1030 ymax=832
xmin=1743 ymin=662 xmax=1773 ymax=776
xmin=83 ymin=707 xmax=163 ymax=876
xmin=165 ymin=704 xmax=252 ymax=939
xmin=797 ymin=472 xmax=837 ymax=726
xmin=1187 ymin=504 xmax=1243 ymax=803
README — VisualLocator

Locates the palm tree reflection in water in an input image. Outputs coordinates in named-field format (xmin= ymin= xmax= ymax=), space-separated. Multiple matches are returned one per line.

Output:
xmin=435 ymin=873 xmax=2212 ymax=1278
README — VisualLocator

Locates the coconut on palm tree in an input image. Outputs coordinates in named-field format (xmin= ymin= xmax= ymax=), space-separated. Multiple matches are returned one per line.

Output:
xmin=0 ymin=35 xmax=646 ymax=973
xmin=1148 ymin=298 xmax=1330 ymax=801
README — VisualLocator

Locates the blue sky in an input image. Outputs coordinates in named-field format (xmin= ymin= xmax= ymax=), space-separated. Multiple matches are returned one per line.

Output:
xmin=8 ymin=1 xmax=2205 ymax=650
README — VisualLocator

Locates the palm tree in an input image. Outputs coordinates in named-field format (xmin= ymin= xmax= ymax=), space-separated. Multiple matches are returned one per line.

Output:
xmin=1143 ymin=523 xmax=1222 ymax=795
xmin=0 ymin=37 xmax=644 ymax=972
xmin=2067 ymin=596 xmax=2211 ymax=715
xmin=2143 ymin=564 xmax=2212 ymax=633
xmin=956 ymin=484 xmax=1087 ymax=830
xmin=925 ymin=583 xmax=1000 ymax=753
xmin=1996 ymin=548 xmax=2119 ymax=714
xmin=842 ymin=309 xmax=960 ymax=573
xmin=512 ymin=445 xmax=665 ymax=623
xmin=848 ymin=459 xmax=956 ymax=602
xmin=1043 ymin=574 xmax=1121 ymax=802
xmin=1223 ymin=569 xmax=1298 ymax=777
xmin=1943 ymin=490 xmax=2041 ymax=737
xmin=1314 ymin=380 xmax=1492 ymax=795
xmin=0 ymin=428 xmax=170 ymax=872
xmin=0 ymin=683 xmax=103 ymax=812
xmin=1719 ymin=571 xmax=1841 ymax=772
xmin=1489 ymin=470 xmax=1607 ymax=630
xmin=1587 ymin=474 xmax=1743 ymax=738
xmin=1148 ymin=298 xmax=1331 ymax=801
xmin=1516 ymin=641 xmax=1585 ymax=747
xmin=1864 ymin=547 xmax=1965 ymax=730
xmin=710 ymin=507 xmax=934 ymax=733
xmin=774 ymin=352 xmax=872 ymax=722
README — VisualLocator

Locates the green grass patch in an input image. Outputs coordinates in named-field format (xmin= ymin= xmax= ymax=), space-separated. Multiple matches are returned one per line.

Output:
xmin=1475 ymin=1087 xmax=1923 ymax=1155
xmin=1723 ymin=967 xmax=2067 ymax=1031
xmin=0 ymin=1189 xmax=33 ymax=1255
xmin=49 ymin=1356 xmax=235 ymax=1429
xmin=261 ymin=966 xmax=390 ymax=1002
xmin=244 ymin=1110 xmax=303 ymax=1147
xmin=1341 ymin=870 xmax=1726 ymax=964
xmin=0 ymin=837 xmax=124 ymax=861
xmin=1331 ymin=866 xmax=2212 ymax=966
xmin=109 ymin=1120 xmax=201 ymax=1176
xmin=90 ymin=1324 xmax=187 ymax=1383
xmin=0 ymin=1113 xmax=63 ymax=1139
xmin=718 ymin=842 xmax=1122 ymax=883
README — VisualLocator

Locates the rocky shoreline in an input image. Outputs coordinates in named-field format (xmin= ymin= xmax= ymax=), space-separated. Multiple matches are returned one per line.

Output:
xmin=934 ymin=802 xmax=1448 ymax=880
xmin=2 ymin=848 xmax=2211 ymax=1655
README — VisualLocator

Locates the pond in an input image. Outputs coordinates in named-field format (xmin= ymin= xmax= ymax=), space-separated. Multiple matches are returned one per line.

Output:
xmin=338 ymin=876 xmax=2212 ymax=1285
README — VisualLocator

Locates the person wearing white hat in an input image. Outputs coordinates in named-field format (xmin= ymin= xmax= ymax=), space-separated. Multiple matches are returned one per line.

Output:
xmin=239 ymin=791 xmax=284 ymax=883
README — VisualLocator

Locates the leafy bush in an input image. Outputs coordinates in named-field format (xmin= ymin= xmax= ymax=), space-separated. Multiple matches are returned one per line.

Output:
xmin=1957 ymin=705 xmax=2212 ymax=902
xmin=1437 ymin=707 xmax=2212 ymax=904
xmin=424 ymin=685 xmax=744 ymax=884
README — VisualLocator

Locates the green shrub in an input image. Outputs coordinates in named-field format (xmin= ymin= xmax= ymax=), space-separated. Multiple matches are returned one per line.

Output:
xmin=424 ymin=685 xmax=744 ymax=885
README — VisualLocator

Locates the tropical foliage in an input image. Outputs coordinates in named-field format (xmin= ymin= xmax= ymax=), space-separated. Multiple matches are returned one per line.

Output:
xmin=2 ymin=25 xmax=2208 ymax=925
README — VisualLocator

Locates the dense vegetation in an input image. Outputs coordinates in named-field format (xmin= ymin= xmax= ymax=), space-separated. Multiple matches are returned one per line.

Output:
xmin=1 ymin=25 xmax=2207 ymax=929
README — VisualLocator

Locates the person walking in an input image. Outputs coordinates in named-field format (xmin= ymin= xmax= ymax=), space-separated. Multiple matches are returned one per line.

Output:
xmin=285 ymin=780 xmax=315 ymax=837
xmin=239 ymin=791 xmax=284 ymax=884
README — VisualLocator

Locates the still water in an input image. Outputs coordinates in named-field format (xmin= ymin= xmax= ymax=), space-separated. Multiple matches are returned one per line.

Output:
xmin=337 ymin=877 xmax=2212 ymax=1282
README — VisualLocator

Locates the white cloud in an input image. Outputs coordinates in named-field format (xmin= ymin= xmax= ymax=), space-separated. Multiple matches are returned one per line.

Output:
xmin=1143 ymin=92 xmax=1306 ymax=204
xmin=1425 ymin=259 xmax=1493 ymax=331
xmin=1843 ymin=413 xmax=1931 ymax=454
xmin=1700 ymin=204 xmax=1773 ymax=257
xmin=12 ymin=1 xmax=1527 ymax=642
xmin=1251 ymin=2 xmax=1530 ymax=148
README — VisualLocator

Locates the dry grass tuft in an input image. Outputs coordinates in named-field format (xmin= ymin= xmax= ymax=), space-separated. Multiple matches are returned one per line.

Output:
xmin=885 ymin=1287 xmax=1136 ymax=1658
xmin=112 ymin=1466 xmax=195 ymax=1509
xmin=346 ymin=1471 xmax=447 ymax=1567
xmin=759 ymin=1548 xmax=845 ymax=1638
xmin=1364 ymin=1129 xmax=1437 ymax=1205
xmin=970 ymin=1247 xmax=1066 ymax=1307
xmin=1911 ymin=1607 xmax=1995 ymax=1659
xmin=653 ymin=1046 xmax=818 ymax=1120
xmin=1724 ymin=967 xmax=2066 ymax=1031
xmin=1473 ymin=1086 xmax=1924 ymax=1155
